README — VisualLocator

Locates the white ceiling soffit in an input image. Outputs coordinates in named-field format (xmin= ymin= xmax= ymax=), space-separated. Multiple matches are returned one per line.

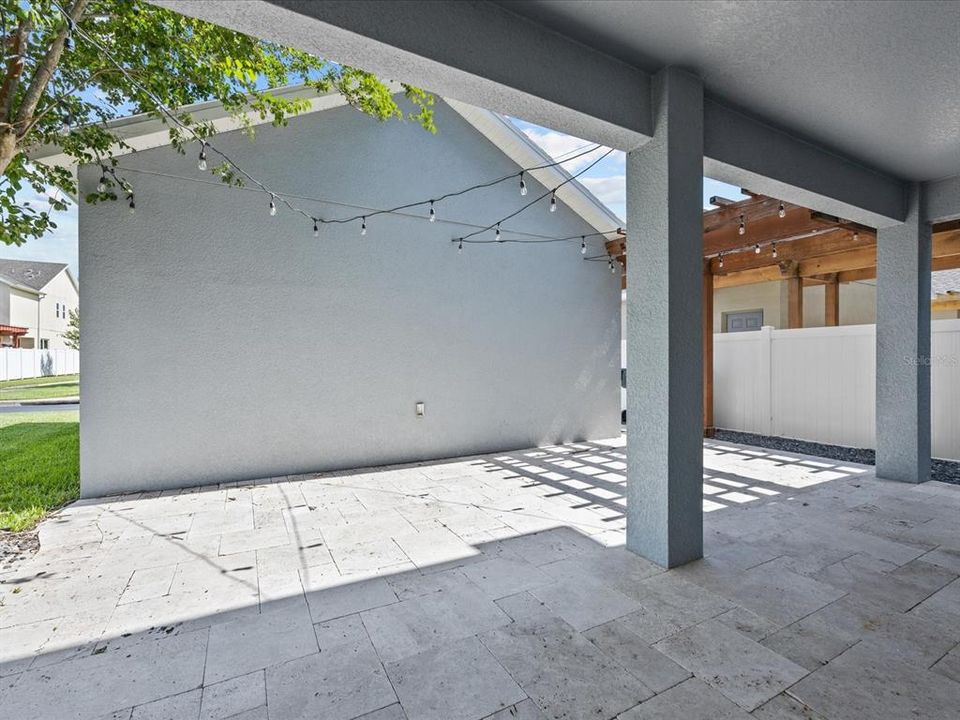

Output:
xmin=446 ymin=98 xmax=623 ymax=235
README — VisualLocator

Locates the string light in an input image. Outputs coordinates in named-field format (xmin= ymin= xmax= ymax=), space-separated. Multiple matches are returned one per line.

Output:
xmin=754 ymin=243 xmax=761 ymax=254
xmin=54 ymin=1 xmax=625 ymax=275
xmin=458 ymin=238 xmax=463 ymax=254
xmin=550 ymin=191 xmax=557 ymax=213
xmin=55 ymin=0 xmax=613 ymax=246
xmin=852 ymin=230 xmax=859 ymax=242
xmin=361 ymin=217 xmax=367 ymax=236
xmin=608 ymin=258 xmax=615 ymax=273
xmin=778 ymin=201 xmax=786 ymax=218
xmin=738 ymin=215 xmax=746 ymax=236
xmin=718 ymin=252 xmax=724 ymax=268
xmin=96 ymin=167 xmax=108 ymax=192
xmin=580 ymin=237 xmax=586 ymax=255
xmin=772 ymin=242 xmax=778 ymax=258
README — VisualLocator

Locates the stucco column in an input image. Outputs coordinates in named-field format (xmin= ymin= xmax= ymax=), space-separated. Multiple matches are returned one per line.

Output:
xmin=625 ymin=67 xmax=704 ymax=567
xmin=876 ymin=183 xmax=931 ymax=483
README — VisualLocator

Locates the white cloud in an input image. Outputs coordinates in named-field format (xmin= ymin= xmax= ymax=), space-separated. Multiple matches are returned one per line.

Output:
xmin=521 ymin=128 xmax=622 ymax=172
xmin=579 ymin=175 xmax=626 ymax=208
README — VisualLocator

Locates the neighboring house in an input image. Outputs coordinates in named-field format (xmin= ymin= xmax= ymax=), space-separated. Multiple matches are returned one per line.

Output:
xmin=713 ymin=268 xmax=959 ymax=331
xmin=0 ymin=259 xmax=78 ymax=349
xmin=713 ymin=279 xmax=877 ymax=332
xmin=36 ymin=87 xmax=623 ymax=496
xmin=931 ymin=268 xmax=960 ymax=319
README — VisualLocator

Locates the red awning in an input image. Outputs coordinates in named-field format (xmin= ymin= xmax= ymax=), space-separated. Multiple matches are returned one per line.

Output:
xmin=0 ymin=325 xmax=28 ymax=335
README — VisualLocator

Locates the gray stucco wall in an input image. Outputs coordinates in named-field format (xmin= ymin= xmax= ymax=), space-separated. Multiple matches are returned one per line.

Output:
xmin=79 ymin=100 xmax=621 ymax=496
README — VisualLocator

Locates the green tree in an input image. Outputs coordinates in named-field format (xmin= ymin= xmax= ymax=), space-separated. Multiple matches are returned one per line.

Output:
xmin=63 ymin=306 xmax=78 ymax=349
xmin=0 ymin=0 xmax=435 ymax=245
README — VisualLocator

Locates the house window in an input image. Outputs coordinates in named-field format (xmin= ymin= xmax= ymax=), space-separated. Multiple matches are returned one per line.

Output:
xmin=723 ymin=309 xmax=764 ymax=333
xmin=40 ymin=339 xmax=49 ymax=349
xmin=56 ymin=302 xmax=61 ymax=318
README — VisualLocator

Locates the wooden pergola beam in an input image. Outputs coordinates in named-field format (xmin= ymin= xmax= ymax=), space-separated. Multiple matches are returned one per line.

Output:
xmin=933 ymin=295 xmax=960 ymax=311
xmin=708 ymin=228 xmax=864 ymax=274
xmin=712 ymin=230 xmax=960 ymax=289
xmin=825 ymin=275 xmax=840 ymax=326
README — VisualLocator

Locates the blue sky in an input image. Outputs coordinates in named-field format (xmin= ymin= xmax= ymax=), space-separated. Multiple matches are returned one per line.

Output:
xmin=509 ymin=117 xmax=747 ymax=221
xmin=2 ymin=115 xmax=747 ymax=278
xmin=3 ymin=185 xmax=79 ymax=276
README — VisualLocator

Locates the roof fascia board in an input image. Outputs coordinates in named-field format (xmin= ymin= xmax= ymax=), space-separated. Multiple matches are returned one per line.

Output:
xmin=446 ymin=98 xmax=623 ymax=234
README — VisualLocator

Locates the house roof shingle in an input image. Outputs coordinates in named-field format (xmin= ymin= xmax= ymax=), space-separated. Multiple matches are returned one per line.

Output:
xmin=932 ymin=269 xmax=960 ymax=299
xmin=0 ymin=258 xmax=68 ymax=291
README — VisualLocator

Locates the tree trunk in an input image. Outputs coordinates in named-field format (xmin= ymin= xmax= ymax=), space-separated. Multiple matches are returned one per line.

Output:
xmin=0 ymin=128 xmax=16 ymax=178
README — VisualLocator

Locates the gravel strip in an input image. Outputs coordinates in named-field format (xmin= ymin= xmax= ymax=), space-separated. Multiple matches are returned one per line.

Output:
xmin=713 ymin=429 xmax=960 ymax=486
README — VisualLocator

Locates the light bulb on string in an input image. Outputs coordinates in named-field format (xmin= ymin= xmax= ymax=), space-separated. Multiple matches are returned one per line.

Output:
xmin=718 ymin=252 xmax=724 ymax=269
xmin=852 ymin=230 xmax=859 ymax=242
xmin=429 ymin=201 xmax=436 ymax=222
xmin=313 ymin=219 xmax=319 ymax=238
xmin=269 ymin=197 xmax=277 ymax=216
xmin=458 ymin=238 xmax=463 ymax=254
xmin=580 ymin=237 xmax=586 ymax=255
xmin=96 ymin=167 xmax=108 ymax=192
xmin=495 ymin=224 xmax=502 ymax=242
xmin=609 ymin=258 xmax=616 ymax=274
xmin=738 ymin=215 xmax=745 ymax=236
xmin=772 ymin=242 xmax=778 ymax=258
xmin=778 ymin=201 xmax=786 ymax=218
xmin=519 ymin=172 xmax=527 ymax=196
xmin=754 ymin=243 xmax=761 ymax=254
xmin=550 ymin=191 xmax=557 ymax=213
xmin=361 ymin=217 xmax=367 ymax=236
xmin=197 ymin=144 xmax=207 ymax=171
xmin=127 ymin=195 xmax=136 ymax=214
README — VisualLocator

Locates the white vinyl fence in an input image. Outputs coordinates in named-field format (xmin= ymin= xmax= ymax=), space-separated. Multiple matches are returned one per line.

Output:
xmin=0 ymin=348 xmax=80 ymax=382
xmin=714 ymin=319 xmax=960 ymax=461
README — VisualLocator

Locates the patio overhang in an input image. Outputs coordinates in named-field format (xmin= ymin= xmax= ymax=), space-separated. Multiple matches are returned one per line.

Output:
xmin=145 ymin=0 xmax=960 ymax=568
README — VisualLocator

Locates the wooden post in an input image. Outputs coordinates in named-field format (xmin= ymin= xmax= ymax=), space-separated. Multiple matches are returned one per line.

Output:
xmin=786 ymin=275 xmax=804 ymax=329
xmin=703 ymin=262 xmax=714 ymax=437
xmin=825 ymin=276 xmax=840 ymax=326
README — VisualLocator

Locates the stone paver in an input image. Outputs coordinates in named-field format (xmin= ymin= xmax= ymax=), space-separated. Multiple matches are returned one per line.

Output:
xmin=385 ymin=635 xmax=526 ymax=720
xmin=652 ymin=619 xmax=807 ymax=711
xmin=1 ymin=438 xmax=959 ymax=719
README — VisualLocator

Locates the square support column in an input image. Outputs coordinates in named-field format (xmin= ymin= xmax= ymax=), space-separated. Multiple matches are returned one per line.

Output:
xmin=625 ymin=67 xmax=704 ymax=568
xmin=876 ymin=183 xmax=931 ymax=483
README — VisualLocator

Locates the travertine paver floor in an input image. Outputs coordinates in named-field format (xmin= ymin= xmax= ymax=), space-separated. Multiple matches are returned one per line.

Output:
xmin=2 ymin=437 xmax=960 ymax=719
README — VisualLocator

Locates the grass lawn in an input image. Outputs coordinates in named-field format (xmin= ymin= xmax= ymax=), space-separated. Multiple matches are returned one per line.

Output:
xmin=0 ymin=373 xmax=80 ymax=401
xmin=0 ymin=410 xmax=79 ymax=532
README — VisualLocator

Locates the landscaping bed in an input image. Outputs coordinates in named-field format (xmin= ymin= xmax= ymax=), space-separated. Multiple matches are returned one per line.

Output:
xmin=713 ymin=429 xmax=960 ymax=486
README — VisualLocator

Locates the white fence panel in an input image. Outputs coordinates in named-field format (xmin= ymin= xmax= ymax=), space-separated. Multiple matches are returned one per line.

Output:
xmin=714 ymin=328 xmax=772 ymax=434
xmin=714 ymin=319 xmax=960 ymax=461
xmin=770 ymin=324 xmax=876 ymax=450
xmin=0 ymin=348 xmax=80 ymax=382
xmin=932 ymin=320 xmax=960 ymax=460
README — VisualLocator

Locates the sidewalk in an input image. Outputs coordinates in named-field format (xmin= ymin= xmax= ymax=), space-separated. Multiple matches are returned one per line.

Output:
xmin=0 ymin=396 xmax=79 ymax=407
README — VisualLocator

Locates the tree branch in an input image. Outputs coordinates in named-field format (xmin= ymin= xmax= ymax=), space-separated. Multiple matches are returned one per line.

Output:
xmin=0 ymin=17 xmax=32 ymax=121
xmin=13 ymin=0 xmax=91 ymax=125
